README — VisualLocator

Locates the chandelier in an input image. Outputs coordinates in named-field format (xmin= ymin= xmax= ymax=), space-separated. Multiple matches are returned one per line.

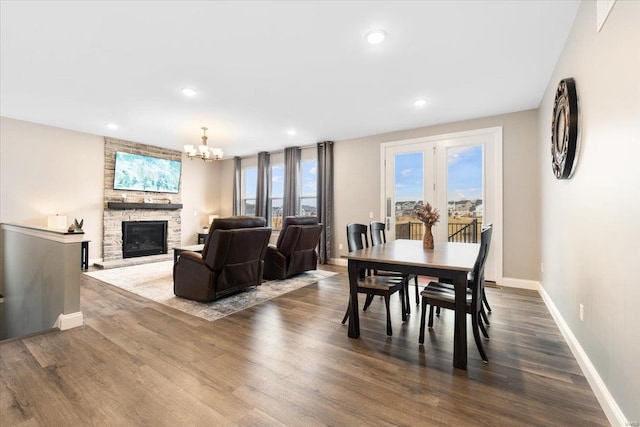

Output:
xmin=184 ymin=127 xmax=223 ymax=161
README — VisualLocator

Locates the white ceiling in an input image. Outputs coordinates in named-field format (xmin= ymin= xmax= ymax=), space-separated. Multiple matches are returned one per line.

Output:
xmin=1 ymin=1 xmax=580 ymax=157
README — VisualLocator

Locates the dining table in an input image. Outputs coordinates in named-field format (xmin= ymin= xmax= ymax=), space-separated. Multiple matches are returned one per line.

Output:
xmin=347 ymin=239 xmax=480 ymax=370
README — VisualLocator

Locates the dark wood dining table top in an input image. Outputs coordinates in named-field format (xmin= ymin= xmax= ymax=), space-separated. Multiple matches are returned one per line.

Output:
xmin=348 ymin=240 xmax=479 ymax=272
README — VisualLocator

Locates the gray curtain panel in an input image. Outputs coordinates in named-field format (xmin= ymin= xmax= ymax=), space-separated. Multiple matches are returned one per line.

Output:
xmin=256 ymin=151 xmax=270 ymax=221
xmin=233 ymin=156 xmax=241 ymax=216
xmin=317 ymin=141 xmax=334 ymax=264
xmin=283 ymin=146 xmax=301 ymax=217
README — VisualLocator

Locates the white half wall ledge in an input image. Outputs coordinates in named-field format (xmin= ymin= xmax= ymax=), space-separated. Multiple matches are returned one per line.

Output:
xmin=538 ymin=285 xmax=628 ymax=427
xmin=54 ymin=312 xmax=84 ymax=331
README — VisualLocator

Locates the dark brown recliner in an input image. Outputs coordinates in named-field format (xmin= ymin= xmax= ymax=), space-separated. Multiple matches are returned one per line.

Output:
xmin=263 ymin=216 xmax=323 ymax=280
xmin=173 ymin=216 xmax=272 ymax=302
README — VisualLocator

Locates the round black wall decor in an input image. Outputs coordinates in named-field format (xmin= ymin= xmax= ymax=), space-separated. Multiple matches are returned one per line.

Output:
xmin=551 ymin=78 xmax=579 ymax=179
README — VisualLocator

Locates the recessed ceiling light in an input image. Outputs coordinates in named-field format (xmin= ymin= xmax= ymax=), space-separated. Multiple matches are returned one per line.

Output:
xmin=366 ymin=29 xmax=387 ymax=45
xmin=105 ymin=123 xmax=118 ymax=129
xmin=414 ymin=99 xmax=428 ymax=107
xmin=287 ymin=129 xmax=297 ymax=136
xmin=181 ymin=88 xmax=197 ymax=97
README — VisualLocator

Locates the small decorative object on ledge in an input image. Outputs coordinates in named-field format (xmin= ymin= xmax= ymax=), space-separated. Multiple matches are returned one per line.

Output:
xmin=551 ymin=78 xmax=579 ymax=179
xmin=415 ymin=202 xmax=440 ymax=249
xmin=68 ymin=218 xmax=84 ymax=232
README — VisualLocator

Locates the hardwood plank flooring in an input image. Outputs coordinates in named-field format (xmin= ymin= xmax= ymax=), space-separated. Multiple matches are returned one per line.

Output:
xmin=1 ymin=266 xmax=609 ymax=426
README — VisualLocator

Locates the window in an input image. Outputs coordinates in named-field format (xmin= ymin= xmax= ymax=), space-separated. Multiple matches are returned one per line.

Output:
xmin=270 ymin=159 xmax=284 ymax=230
xmin=299 ymin=149 xmax=317 ymax=216
xmin=242 ymin=164 xmax=257 ymax=216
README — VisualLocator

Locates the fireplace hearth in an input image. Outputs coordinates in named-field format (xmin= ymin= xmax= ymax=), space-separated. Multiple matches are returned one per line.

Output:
xmin=122 ymin=221 xmax=168 ymax=258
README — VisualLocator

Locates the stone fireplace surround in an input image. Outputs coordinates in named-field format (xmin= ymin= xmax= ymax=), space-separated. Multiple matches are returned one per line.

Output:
xmin=102 ymin=137 xmax=182 ymax=263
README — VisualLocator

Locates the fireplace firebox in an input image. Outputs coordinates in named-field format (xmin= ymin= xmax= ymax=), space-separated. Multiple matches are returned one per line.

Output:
xmin=122 ymin=221 xmax=168 ymax=258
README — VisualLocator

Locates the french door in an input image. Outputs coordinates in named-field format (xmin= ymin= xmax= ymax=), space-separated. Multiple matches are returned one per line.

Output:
xmin=381 ymin=127 xmax=502 ymax=283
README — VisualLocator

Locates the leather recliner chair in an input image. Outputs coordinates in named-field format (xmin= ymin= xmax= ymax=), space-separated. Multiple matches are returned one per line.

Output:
xmin=263 ymin=216 xmax=323 ymax=280
xmin=173 ymin=216 xmax=272 ymax=302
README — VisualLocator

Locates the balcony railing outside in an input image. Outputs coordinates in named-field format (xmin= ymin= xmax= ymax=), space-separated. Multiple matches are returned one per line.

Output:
xmin=395 ymin=219 xmax=482 ymax=243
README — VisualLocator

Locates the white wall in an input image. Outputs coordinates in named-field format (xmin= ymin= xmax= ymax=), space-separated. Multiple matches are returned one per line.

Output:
xmin=0 ymin=117 xmax=221 ymax=257
xmin=538 ymin=1 xmax=640 ymax=422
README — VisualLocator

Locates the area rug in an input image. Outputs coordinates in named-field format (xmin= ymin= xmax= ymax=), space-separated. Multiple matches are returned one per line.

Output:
xmin=84 ymin=261 xmax=336 ymax=322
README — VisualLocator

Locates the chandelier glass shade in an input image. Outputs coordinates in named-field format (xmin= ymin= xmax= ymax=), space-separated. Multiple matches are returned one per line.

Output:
xmin=184 ymin=127 xmax=223 ymax=161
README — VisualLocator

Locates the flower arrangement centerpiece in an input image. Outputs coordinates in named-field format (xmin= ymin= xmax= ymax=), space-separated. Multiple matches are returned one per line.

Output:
xmin=415 ymin=202 xmax=440 ymax=249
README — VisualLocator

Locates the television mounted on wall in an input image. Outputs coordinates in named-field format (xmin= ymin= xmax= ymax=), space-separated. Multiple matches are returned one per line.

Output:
xmin=113 ymin=151 xmax=182 ymax=193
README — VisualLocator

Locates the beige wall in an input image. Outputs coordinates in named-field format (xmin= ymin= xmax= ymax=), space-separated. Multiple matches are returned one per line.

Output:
xmin=218 ymin=158 xmax=236 ymax=217
xmin=181 ymin=154 xmax=222 ymax=243
xmin=0 ymin=117 xmax=105 ymax=257
xmin=538 ymin=1 xmax=639 ymax=422
xmin=333 ymin=109 xmax=540 ymax=281
xmin=0 ymin=117 xmax=221 ymax=258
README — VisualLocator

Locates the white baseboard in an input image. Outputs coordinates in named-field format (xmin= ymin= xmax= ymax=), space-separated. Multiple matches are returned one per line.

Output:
xmin=538 ymin=286 xmax=628 ymax=426
xmin=89 ymin=257 xmax=103 ymax=267
xmin=54 ymin=312 xmax=84 ymax=331
xmin=330 ymin=258 xmax=347 ymax=267
xmin=501 ymin=277 xmax=540 ymax=290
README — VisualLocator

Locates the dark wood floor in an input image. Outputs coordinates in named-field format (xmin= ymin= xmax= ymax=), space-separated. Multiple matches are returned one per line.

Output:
xmin=1 ymin=266 xmax=608 ymax=426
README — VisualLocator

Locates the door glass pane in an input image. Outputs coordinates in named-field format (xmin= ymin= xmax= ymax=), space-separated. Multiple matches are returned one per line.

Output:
xmin=447 ymin=145 xmax=483 ymax=242
xmin=394 ymin=152 xmax=424 ymax=240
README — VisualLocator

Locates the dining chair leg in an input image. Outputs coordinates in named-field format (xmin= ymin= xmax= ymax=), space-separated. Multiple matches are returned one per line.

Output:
xmin=384 ymin=295 xmax=392 ymax=336
xmin=400 ymin=286 xmax=407 ymax=322
xmin=404 ymin=279 xmax=411 ymax=315
xmin=472 ymin=314 xmax=489 ymax=363
xmin=479 ymin=316 xmax=490 ymax=339
xmin=363 ymin=294 xmax=374 ymax=311
xmin=428 ymin=305 xmax=435 ymax=328
xmin=341 ymin=304 xmax=350 ymax=324
xmin=436 ymin=306 xmax=441 ymax=316
xmin=414 ymin=276 xmax=419 ymax=305
xmin=482 ymin=289 xmax=491 ymax=312
xmin=480 ymin=306 xmax=490 ymax=326
xmin=419 ymin=297 xmax=427 ymax=344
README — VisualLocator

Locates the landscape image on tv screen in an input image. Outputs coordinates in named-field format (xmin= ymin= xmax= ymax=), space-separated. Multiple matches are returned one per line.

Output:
xmin=113 ymin=152 xmax=182 ymax=193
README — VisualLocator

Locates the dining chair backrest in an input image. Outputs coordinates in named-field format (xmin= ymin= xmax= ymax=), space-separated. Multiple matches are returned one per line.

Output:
xmin=470 ymin=224 xmax=493 ymax=311
xmin=346 ymin=223 xmax=369 ymax=252
xmin=370 ymin=221 xmax=387 ymax=246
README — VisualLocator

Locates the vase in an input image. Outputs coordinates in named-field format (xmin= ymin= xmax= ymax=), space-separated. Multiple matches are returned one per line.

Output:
xmin=423 ymin=224 xmax=434 ymax=249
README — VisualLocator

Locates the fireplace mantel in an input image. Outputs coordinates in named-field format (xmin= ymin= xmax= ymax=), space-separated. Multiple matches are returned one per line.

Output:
xmin=107 ymin=202 xmax=183 ymax=210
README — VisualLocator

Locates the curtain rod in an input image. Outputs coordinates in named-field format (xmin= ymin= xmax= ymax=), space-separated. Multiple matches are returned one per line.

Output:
xmin=235 ymin=142 xmax=319 ymax=160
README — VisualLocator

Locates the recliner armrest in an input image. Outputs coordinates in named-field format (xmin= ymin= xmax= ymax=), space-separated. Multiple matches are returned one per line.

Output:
xmin=263 ymin=245 xmax=287 ymax=280
xmin=177 ymin=251 xmax=206 ymax=266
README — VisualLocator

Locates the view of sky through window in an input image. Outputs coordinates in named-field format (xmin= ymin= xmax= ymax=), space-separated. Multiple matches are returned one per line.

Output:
xmin=244 ymin=167 xmax=257 ymax=198
xmin=447 ymin=145 xmax=483 ymax=201
xmin=271 ymin=164 xmax=284 ymax=197
xmin=394 ymin=146 xmax=482 ymax=202
xmin=394 ymin=152 xmax=423 ymax=202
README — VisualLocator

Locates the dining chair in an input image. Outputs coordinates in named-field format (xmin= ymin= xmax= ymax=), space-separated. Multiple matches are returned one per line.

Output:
xmin=419 ymin=225 xmax=493 ymax=362
xmin=434 ymin=224 xmax=494 ymax=325
xmin=341 ymin=223 xmax=407 ymax=336
xmin=370 ymin=221 xmax=419 ymax=312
